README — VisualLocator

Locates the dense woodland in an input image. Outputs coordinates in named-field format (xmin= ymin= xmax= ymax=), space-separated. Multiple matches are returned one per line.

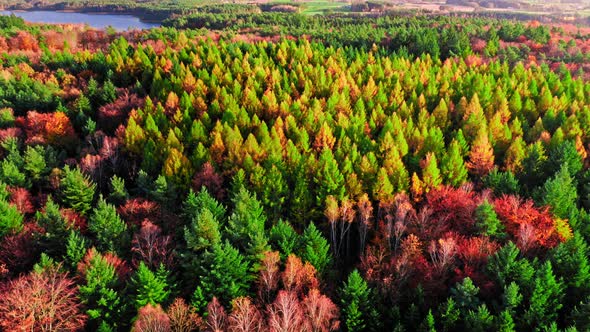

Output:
xmin=1 ymin=10 xmax=590 ymax=332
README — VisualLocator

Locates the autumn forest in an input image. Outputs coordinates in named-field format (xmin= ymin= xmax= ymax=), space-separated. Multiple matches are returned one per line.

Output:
xmin=0 ymin=6 xmax=590 ymax=332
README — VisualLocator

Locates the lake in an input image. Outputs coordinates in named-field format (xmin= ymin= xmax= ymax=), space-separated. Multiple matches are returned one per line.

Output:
xmin=0 ymin=10 xmax=160 ymax=30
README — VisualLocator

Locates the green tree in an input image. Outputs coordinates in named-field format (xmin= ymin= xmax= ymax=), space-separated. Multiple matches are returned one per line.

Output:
xmin=523 ymin=261 xmax=564 ymax=329
xmin=192 ymin=241 xmax=251 ymax=311
xmin=0 ymin=197 xmax=23 ymax=237
xmin=340 ymin=269 xmax=379 ymax=332
xmin=130 ymin=262 xmax=170 ymax=309
xmin=88 ymin=197 xmax=128 ymax=254
xmin=299 ymin=222 xmax=332 ymax=277
xmin=23 ymin=145 xmax=47 ymax=182
xmin=36 ymin=196 xmax=70 ymax=256
xmin=108 ymin=175 xmax=128 ymax=205
xmin=64 ymin=230 xmax=89 ymax=269
xmin=315 ymin=148 xmax=345 ymax=205
xmin=79 ymin=249 xmax=125 ymax=330
xmin=226 ymin=186 xmax=269 ymax=265
xmin=441 ymin=140 xmax=468 ymax=187
xmin=269 ymin=219 xmax=299 ymax=259
xmin=541 ymin=164 xmax=578 ymax=221
xmin=475 ymin=200 xmax=505 ymax=239
xmin=60 ymin=165 xmax=96 ymax=215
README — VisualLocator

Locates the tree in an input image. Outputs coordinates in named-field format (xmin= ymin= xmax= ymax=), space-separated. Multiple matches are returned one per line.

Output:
xmin=299 ymin=223 xmax=332 ymax=277
xmin=523 ymin=261 xmax=564 ymax=329
xmin=0 ymin=197 xmax=23 ymax=237
xmin=267 ymin=290 xmax=304 ymax=332
xmin=475 ymin=200 xmax=505 ymax=239
xmin=441 ymin=140 xmax=468 ymax=187
xmin=421 ymin=152 xmax=442 ymax=191
xmin=206 ymin=297 xmax=227 ymax=332
xmin=541 ymin=164 xmax=578 ymax=221
xmin=302 ymin=288 xmax=340 ymax=332
xmin=78 ymin=248 xmax=125 ymax=330
xmin=109 ymin=175 xmax=128 ymax=205
xmin=315 ymin=148 xmax=345 ymax=205
xmin=0 ymin=268 xmax=87 ymax=331
xmin=132 ymin=220 xmax=174 ymax=270
xmin=130 ymin=262 xmax=171 ymax=309
xmin=133 ymin=304 xmax=170 ymax=332
xmin=193 ymin=241 xmax=251 ymax=310
xmin=269 ymin=220 xmax=299 ymax=259
xmin=228 ymin=297 xmax=264 ymax=332
xmin=89 ymin=197 xmax=128 ymax=254
xmin=340 ymin=269 xmax=377 ymax=332
xmin=466 ymin=129 xmax=495 ymax=178
xmin=60 ymin=165 xmax=96 ymax=215
xmin=226 ymin=186 xmax=269 ymax=265
xmin=167 ymin=298 xmax=203 ymax=332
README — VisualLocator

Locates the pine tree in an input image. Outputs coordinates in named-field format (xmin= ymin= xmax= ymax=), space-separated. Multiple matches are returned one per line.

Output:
xmin=421 ymin=152 xmax=442 ymax=191
xmin=524 ymin=261 xmax=564 ymax=329
xmin=441 ymin=140 xmax=468 ymax=187
xmin=340 ymin=269 xmax=378 ymax=332
xmin=299 ymin=222 xmax=332 ymax=277
xmin=130 ymin=262 xmax=170 ymax=309
xmin=541 ymin=164 xmax=578 ymax=221
xmin=315 ymin=148 xmax=345 ymax=206
xmin=193 ymin=241 xmax=251 ymax=309
xmin=0 ymin=197 xmax=23 ymax=237
xmin=64 ymin=230 xmax=89 ymax=269
xmin=78 ymin=249 xmax=125 ymax=330
xmin=60 ymin=166 xmax=96 ymax=215
xmin=88 ymin=197 xmax=128 ymax=254
xmin=475 ymin=200 xmax=505 ymax=239
xmin=466 ymin=129 xmax=495 ymax=178
xmin=269 ymin=220 xmax=299 ymax=259
xmin=36 ymin=196 xmax=70 ymax=256
xmin=108 ymin=175 xmax=128 ymax=205
xmin=23 ymin=145 xmax=47 ymax=182
xmin=227 ymin=186 xmax=269 ymax=266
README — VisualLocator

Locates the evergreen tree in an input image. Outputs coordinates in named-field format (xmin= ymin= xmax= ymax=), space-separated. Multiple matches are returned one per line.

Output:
xmin=130 ymin=262 xmax=170 ymax=309
xmin=541 ymin=164 xmax=578 ymax=222
xmin=79 ymin=249 xmax=125 ymax=330
xmin=299 ymin=222 xmax=332 ymax=277
xmin=524 ymin=261 xmax=565 ymax=329
xmin=0 ymin=197 xmax=23 ymax=237
xmin=23 ymin=145 xmax=47 ymax=182
xmin=60 ymin=165 xmax=96 ymax=215
xmin=340 ymin=269 xmax=379 ymax=332
xmin=441 ymin=140 xmax=468 ymax=187
xmin=88 ymin=197 xmax=128 ymax=254
xmin=269 ymin=220 xmax=299 ymax=259
xmin=36 ymin=196 xmax=70 ymax=256
xmin=108 ymin=175 xmax=128 ymax=205
xmin=64 ymin=230 xmax=89 ymax=269
xmin=226 ymin=186 xmax=269 ymax=265
xmin=475 ymin=200 xmax=505 ymax=239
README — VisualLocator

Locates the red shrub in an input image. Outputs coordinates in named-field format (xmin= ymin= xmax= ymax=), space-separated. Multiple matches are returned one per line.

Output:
xmin=8 ymin=31 xmax=39 ymax=52
xmin=60 ymin=208 xmax=88 ymax=233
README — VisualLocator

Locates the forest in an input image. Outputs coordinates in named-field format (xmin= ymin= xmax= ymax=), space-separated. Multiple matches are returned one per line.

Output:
xmin=1 ymin=9 xmax=590 ymax=332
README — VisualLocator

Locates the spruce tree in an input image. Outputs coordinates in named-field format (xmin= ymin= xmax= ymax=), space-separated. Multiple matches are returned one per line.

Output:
xmin=130 ymin=262 xmax=170 ymax=309
xmin=88 ymin=197 xmax=128 ymax=254
xmin=60 ymin=165 xmax=96 ymax=215
xmin=299 ymin=222 xmax=332 ymax=277
xmin=0 ymin=197 xmax=23 ymax=237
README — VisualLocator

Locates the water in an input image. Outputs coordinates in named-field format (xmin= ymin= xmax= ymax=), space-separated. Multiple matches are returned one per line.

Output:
xmin=0 ymin=10 xmax=160 ymax=30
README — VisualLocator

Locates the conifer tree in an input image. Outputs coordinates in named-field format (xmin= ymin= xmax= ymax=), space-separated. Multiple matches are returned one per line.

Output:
xmin=524 ymin=261 xmax=564 ymax=329
xmin=88 ymin=197 xmax=128 ymax=254
xmin=541 ymin=164 xmax=578 ymax=221
xmin=299 ymin=222 xmax=332 ymax=277
xmin=340 ymin=269 xmax=378 ymax=332
xmin=467 ymin=129 xmax=495 ymax=178
xmin=441 ymin=140 xmax=468 ymax=187
xmin=130 ymin=262 xmax=170 ymax=309
xmin=60 ymin=165 xmax=96 ymax=215
xmin=475 ymin=200 xmax=505 ymax=239
xmin=0 ymin=197 xmax=23 ymax=237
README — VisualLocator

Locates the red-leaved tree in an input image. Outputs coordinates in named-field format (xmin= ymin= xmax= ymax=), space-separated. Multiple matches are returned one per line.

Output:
xmin=0 ymin=269 xmax=86 ymax=331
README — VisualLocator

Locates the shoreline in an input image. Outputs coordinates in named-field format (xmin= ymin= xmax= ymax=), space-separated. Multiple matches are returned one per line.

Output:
xmin=0 ymin=5 xmax=171 ymax=23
